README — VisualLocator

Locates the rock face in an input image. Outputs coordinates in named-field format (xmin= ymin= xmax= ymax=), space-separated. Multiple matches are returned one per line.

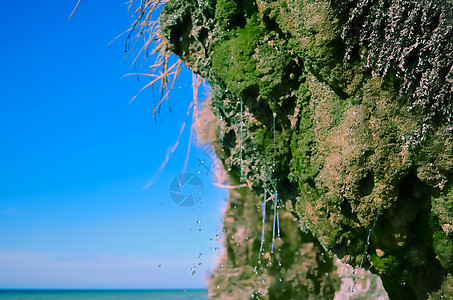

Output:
xmin=159 ymin=0 xmax=453 ymax=298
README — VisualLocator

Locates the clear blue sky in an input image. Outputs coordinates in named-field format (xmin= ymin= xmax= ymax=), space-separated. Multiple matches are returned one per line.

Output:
xmin=0 ymin=0 xmax=226 ymax=289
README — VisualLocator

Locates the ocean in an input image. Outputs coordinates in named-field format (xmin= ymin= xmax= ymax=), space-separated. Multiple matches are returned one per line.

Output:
xmin=0 ymin=290 xmax=208 ymax=300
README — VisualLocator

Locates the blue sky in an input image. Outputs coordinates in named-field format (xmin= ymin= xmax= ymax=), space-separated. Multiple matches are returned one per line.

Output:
xmin=0 ymin=0 xmax=226 ymax=289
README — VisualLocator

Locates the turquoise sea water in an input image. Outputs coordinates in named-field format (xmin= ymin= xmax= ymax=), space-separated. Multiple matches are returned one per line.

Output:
xmin=0 ymin=290 xmax=208 ymax=300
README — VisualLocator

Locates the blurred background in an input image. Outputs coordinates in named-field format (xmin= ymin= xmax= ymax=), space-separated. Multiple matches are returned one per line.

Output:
xmin=0 ymin=0 xmax=226 ymax=289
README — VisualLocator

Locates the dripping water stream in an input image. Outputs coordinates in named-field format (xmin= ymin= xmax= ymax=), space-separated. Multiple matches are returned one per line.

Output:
xmin=271 ymin=191 xmax=278 ymax=253
xmin=271 ymin=113 xmax=279 ymax=253
xmin=353 ymin=213 xmax=379 ymax=292
xmin=240 ymin=98 xmax=243 ymax=180
xmin=360 ymin=213 xmax=379 ymax=268
xmin=259 ymin=191 xmax=267 ymax=259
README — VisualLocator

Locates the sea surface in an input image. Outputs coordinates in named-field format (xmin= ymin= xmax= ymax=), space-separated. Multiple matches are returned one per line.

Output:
xmin=0 ymin=290 xmax=208 ymax=300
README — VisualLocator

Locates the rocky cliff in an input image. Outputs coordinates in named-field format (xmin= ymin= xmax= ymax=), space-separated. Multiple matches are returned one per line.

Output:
xmin=158 ymin=0 xmax=453 ymax=298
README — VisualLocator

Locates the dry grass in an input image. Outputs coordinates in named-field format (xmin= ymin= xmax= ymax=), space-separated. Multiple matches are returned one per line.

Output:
xmin=71 ymin=0 xmax=208 ymax=187
xmin=124 ymin=0 xmax=199 ymax=187
xmin=124 ymin=0 xmax=184 ymax=115
xmin=70 ymin=0 xmax=184 ymax=114
xmin=69 ymin=0 xmax=81 ymax=20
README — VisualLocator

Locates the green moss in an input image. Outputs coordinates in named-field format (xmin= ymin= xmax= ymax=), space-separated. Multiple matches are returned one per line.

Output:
xmin=433 ymin=230 xmax=453 ymax=269
xmin=254 ymin=41 xmax=293 ymax=102
xmin=215 ymin=0 xmax=257 ymax=27
xmin=212 ymin=15 xmax=264 ymax=97
xmin=295 ymin=181 xmax=343 ymax=249
xmin=370 ymin=254 xmax=400 ymax=275
xmin=212 ymin=13 xmax=297 ymax=104
xmin=215 ymin=0 xmax=242 ymax=32
xmin=239 ymin=0 xmax=258 ymax=18
xmin=431 ymin=184 xmax=453 ymax=236
xmin=290 ymin=82 xmax=317 ymax=182
xmin=417 ymin=129 xmax=453 ymax=189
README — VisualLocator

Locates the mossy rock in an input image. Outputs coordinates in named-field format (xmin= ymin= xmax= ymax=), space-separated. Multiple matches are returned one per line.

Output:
xmin=159 ymin=0 xmax=453 ymax=298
